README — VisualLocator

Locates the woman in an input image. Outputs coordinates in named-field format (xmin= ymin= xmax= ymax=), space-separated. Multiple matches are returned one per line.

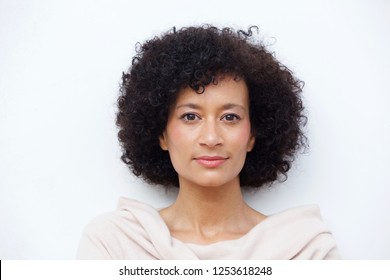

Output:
xmin=77 ymin=25 xmax=340 ymax=259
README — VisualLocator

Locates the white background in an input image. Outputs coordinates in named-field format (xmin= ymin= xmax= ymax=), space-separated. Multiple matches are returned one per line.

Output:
xmin=0 ymin=0 xmax=389 ymax=259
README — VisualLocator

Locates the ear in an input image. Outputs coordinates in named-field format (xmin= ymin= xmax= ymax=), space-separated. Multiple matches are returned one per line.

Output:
xmin=159 ymin=131 xmax=168 ymax=151
xmin=247 ymin=134 xmax=255 ymax=152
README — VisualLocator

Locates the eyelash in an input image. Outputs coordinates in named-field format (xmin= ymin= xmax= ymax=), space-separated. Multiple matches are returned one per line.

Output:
xmin=181 ymin=113 xmax=200 ymax=121
xmin=222 ymin=114 xmax=241 ymax=122
xmin=180 ymin=113 xmax=241 ymax=122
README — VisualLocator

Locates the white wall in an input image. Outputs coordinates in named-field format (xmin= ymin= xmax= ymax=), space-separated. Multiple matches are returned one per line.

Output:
xmin=1 ymin=0 xmax=389 ymax=259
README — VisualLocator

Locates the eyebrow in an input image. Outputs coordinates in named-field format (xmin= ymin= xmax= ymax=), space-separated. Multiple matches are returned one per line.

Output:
xmin=175 ymin=103 xmax=247 ymax=111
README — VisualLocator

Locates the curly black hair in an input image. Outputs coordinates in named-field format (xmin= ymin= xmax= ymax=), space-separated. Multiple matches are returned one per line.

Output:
xmin=117 ymin=25 xmax=307 ymax=188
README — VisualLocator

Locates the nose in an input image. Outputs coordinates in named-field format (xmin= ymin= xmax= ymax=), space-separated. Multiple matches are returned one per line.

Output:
xmin=198 ymin=119 xmax=223 ymax=148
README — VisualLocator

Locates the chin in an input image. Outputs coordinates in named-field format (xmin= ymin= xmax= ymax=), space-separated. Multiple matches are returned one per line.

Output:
xmin=178 ymin=172 xmax=240 ymax=188
xmin=193 ymin=177 xmax=236 ymax=188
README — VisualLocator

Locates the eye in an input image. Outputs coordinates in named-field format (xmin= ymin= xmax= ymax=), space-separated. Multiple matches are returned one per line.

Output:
xmin=181 ymin=113 xmax=200 ymax=122
xmin=221 ymin=114 xmax=240 ymax=122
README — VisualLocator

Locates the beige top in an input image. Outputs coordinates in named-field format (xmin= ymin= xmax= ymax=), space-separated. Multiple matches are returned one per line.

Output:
xmin=76 ymin=197 xmax=340 ymax=259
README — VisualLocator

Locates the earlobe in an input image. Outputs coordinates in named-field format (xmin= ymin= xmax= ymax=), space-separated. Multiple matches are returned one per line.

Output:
xmin=247 ymin=135 xmax=255 ymax=152
xmin=159 ymin=133 xmax=168 ymax=151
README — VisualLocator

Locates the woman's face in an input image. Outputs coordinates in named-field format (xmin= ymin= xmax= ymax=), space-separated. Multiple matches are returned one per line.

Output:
xmin=159 ymin=76 xmax=255 ymax=188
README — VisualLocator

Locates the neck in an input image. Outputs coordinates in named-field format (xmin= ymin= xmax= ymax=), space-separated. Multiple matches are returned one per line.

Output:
xmin=159 ymin=177 xmax=266 ymax=244
xmin=161 ymin=177 xmax=255 ymax=236
xmin=177 ymin=180 xmax=245 ymax=224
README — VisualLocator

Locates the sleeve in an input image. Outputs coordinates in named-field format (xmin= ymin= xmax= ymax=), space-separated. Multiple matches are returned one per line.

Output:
xmin=75 ymin=217 xmax=113 ymax=260
xmin=293 ymin=232 xmax=342 ymax=260
xmin=320 ymin=234 xmax=342 ymax=260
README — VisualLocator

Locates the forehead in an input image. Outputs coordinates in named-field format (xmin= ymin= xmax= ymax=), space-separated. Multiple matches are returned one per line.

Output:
xmin=174 ymin=76 xmax=249 ymax=108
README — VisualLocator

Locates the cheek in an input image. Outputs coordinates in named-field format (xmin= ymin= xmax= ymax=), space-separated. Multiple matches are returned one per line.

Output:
xmin=232 ymin=122 xmax=252 ymax=146
xmin=165 ymin=121 xmax=190 ymax=149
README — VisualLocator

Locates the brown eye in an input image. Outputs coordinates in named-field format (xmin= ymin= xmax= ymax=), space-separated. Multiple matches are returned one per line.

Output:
xmin=181 ymin=113 xmax=200 ymax=122
xmin=222 ymin=114 xmax=240 ymax=122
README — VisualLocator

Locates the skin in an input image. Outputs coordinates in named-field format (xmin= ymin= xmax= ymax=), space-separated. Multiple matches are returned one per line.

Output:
xmin=159 ymin=75 xmax=266 ymax=244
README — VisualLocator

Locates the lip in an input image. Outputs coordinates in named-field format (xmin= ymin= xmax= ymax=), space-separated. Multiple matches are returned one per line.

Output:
xmin=194 ymin=156 xmax=228 ymax=168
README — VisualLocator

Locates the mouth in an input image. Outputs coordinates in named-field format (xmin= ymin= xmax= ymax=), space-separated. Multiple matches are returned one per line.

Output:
xmin=194 ymin=156 xmax=228 ymax=168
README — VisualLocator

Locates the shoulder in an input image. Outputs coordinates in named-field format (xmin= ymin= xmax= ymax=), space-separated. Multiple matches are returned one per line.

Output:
xmin=267 ymin=204 xmax=328 ymax=230
xmin=263 ymin=205 xmax=341 ymax=259
xmin=76 ymin=198 xmax=165 ymax=259
xmin=80 ymin=198 xmax=147 ymax=236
